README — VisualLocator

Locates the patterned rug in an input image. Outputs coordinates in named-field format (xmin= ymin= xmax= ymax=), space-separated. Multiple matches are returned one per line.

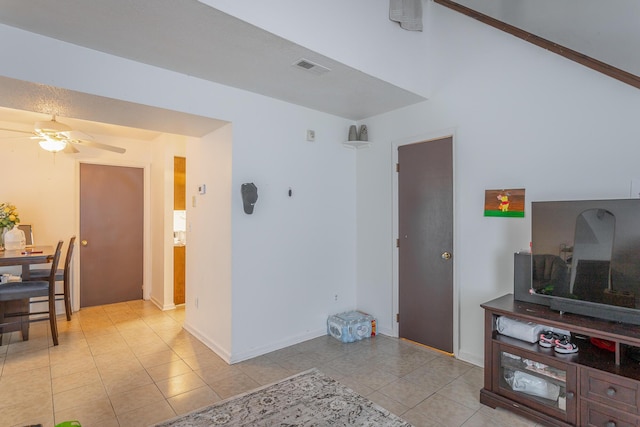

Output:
xmin=154 ymin=368 xmax=412 ymax=426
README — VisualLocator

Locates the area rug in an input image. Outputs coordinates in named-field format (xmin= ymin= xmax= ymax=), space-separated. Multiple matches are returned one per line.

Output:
xmin=154 ymin=368 xmax=412 ymax=426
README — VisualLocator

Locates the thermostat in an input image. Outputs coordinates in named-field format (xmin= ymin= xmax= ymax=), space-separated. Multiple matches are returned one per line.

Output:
xmin=198 ymin=184 xmax=206 ymax=195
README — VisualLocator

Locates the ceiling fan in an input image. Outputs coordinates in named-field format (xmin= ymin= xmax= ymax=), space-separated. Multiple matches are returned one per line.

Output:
xmin=0 ymin=115 xmax=126 ymax=154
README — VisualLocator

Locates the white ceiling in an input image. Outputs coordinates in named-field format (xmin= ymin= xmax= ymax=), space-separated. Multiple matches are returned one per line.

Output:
xmin=0 ymin=76 xmax=228 ymax=140
xmin=2 ymin=0 xmax=635 ymax=140
xmin=0 ymin=0 xmax=426 ymax=137
xmin=451 ymin=0 xmax=640 ymax=78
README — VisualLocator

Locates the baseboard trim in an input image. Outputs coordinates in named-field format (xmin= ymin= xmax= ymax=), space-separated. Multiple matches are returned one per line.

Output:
xmin=229 ymin=327 xmax=328 ymax=364
xmin=182 ymin=320 xmax=233 ymax=363
xmin=149 ymin=296 xmax=176 ymax=311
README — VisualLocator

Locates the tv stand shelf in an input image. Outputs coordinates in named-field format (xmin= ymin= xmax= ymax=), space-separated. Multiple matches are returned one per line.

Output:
xmin=481 ymin=294 xmax=640 ymax=426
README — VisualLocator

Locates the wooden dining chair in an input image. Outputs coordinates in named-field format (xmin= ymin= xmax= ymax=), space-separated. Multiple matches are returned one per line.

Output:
xmin=26 ymin=236 xmax=76 ymax=321
xmin=0 ymin=240 xmax=63 ymax=346
xmin=17 ymin=223 xmax=34 ymax=246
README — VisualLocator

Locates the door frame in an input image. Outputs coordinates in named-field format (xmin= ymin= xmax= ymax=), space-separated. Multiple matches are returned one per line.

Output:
xmin=73 ymin=159 xmax=152 ymax=312
xmin=391 ymin=128 xmax=459 ymax=356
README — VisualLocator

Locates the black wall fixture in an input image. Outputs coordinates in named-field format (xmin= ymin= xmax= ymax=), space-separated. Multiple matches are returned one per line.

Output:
xmin=241 ymin=183 xmax=258 ymax=214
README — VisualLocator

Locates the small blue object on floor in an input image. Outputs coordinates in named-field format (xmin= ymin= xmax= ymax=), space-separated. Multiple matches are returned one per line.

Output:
xmin=327 ymin=310 xmax=376 ymax=343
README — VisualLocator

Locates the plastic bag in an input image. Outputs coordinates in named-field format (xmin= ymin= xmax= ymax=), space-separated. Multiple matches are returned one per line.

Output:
xmin=504 ymin=369 xmax=560 ymax=401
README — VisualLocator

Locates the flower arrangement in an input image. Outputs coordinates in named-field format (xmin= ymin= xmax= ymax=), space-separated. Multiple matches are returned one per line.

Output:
xmin=0 ymin=203 xmax=20 ymax=229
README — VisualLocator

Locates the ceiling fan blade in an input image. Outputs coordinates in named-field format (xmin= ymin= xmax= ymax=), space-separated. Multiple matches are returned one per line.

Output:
xmin=0 ymin=135 xmax=34 ymax=140
xmin=72 ymin=139 xmax=126 ymax=154
xmin=0 ymin=127 xmax=34 ymax=135
xmin=63 ymin=143 xmax=80 ymax=154
xmin=3 ymin=118 xmax=127 ymax=155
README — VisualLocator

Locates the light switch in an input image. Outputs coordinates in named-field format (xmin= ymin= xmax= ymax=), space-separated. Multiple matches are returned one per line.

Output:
xmin=306 ymin=130 xmax=315 ymax=141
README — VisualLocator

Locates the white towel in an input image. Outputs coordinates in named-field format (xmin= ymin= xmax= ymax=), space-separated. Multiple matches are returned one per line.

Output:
xmin=389 ymin=0 xmax=423 ymax=31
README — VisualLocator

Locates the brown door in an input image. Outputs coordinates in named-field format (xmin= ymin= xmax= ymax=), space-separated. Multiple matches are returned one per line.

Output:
xmin=80 ymin=163 xmax=144 ymax=307
xmin=173 ymin=246 xmax=185 ymax=305
xmin=174 ymin=156 xmax=186 ymax=210
xmin=398 ymin=137 xmax=454 ymax=353
xmin=173 ymin=156 xmax=186 ymax=305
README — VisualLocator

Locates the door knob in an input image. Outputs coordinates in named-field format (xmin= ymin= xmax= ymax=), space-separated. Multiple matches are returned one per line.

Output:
xmin=441 ymin=251 xmax=452 ymax=260
xmin=81 ymin=240 xmax=88 ymax=247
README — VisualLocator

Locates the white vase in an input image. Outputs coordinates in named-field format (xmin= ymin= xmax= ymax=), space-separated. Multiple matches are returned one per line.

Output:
xmin=4 ymin=225 xmax=26 ymax=250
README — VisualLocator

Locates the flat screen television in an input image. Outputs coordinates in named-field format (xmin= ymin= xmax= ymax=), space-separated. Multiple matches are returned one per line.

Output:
xmin=517 ymin=198 xmax=640 ymax=325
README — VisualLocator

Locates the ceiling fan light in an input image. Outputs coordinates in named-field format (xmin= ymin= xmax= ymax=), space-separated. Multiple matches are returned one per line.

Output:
xmin=39 ymin=138 xmax=67 ymax=153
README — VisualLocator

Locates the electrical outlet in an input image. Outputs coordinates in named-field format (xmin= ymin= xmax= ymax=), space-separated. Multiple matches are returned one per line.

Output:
xmin=334 ymin=294 xmax=338 ymax=302
xmin=306 ymin=129 xmax=315 ymax=142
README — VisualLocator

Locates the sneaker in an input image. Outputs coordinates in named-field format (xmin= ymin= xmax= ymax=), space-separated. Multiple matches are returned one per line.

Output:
xmin=554 ymin=336 xmax=578 ymax=354
xmin=538 ymin=331 xmax=559 ymax=348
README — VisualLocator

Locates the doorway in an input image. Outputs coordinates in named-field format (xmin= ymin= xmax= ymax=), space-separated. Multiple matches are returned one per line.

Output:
xmin=397 ymin=136 xmax=454 ymax=354
xmin=79 ymin=163 xmax=144 ymax=307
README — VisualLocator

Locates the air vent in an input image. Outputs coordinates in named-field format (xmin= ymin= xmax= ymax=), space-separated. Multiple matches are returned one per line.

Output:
xmin=292 ymin=58 xmax=331 ymax=76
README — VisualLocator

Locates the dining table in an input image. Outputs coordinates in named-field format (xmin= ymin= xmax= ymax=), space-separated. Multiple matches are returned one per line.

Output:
xmin=0 ymin=245 xmax=54 ymax=341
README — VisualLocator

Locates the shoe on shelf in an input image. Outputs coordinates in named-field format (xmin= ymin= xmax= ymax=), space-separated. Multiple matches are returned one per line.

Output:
xmin=554 ymin=336 xmax=579 ymax=354
xmin=538 ymin=331 xmax=559 ymax=348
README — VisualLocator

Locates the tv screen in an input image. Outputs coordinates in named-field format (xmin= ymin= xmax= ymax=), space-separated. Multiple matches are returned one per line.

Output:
xmin=530 ymin=198 xmax=640 ymax=323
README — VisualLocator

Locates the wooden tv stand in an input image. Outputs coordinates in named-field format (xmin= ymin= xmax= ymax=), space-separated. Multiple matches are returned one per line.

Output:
xmin=481 ymin=294 xmax=640 ymax=426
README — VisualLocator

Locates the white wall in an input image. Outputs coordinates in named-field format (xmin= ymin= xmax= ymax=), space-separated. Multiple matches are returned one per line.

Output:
xmin=357 ymin=4 xmax=640 ymax=365
xmin=0 ymin=137 xmax=79 ymax=296
xmin=184 ymin=124 xmax=233 ymax=360
xmin=227 ymin=100 xmax=357 ymax=362
xmin=149 ymin=133 xmax=189 ymax=310
xmin=0 ymin=24 xmax=357 ymax=362
xmin=150 ymin=137 xmax=167 ymax=308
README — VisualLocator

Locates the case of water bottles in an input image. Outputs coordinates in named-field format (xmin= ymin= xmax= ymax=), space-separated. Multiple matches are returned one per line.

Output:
xmin=327 ymin=310 xmax=376 ymax=343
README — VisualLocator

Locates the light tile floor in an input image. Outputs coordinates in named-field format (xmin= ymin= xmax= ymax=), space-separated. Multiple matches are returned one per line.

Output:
xmin=0 ymin=300 xmax=540 ymax=427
